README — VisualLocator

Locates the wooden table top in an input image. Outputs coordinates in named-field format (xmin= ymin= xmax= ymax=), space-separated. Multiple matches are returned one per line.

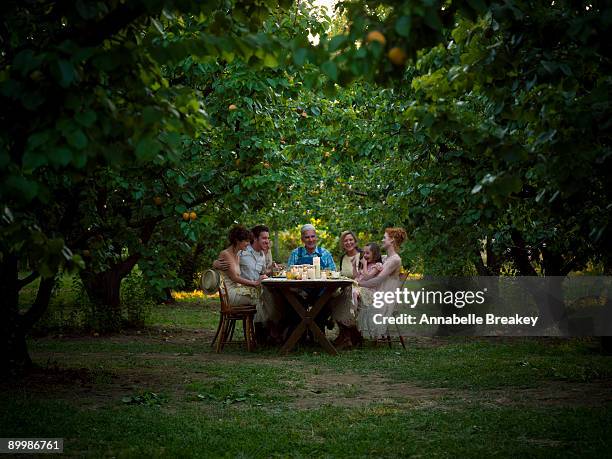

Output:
xmin=261 ymin=278 xmax=354 ymax=287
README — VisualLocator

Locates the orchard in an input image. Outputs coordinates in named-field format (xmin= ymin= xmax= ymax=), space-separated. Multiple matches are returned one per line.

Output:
xmin=1 ymin=1 xmax=611 ymax=456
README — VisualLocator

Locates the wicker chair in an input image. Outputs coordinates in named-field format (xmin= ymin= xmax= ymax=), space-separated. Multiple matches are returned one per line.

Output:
xmin=201 ymin=269 xmax=257 ymax=352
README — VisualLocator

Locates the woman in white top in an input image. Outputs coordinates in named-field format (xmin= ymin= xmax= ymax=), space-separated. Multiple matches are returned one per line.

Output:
xmin=338 ymin=230 xmax=361 ymax=278
xmin=357 ymin=227 xmax=406 ymax=339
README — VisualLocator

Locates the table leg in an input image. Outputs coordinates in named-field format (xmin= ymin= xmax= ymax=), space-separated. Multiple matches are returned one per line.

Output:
xmin=279 ymin=288 xmax=307 ymax=354
xmin=307 ymin=287 xmax=338 ymax=355
xmin=278 ymin=286 xmax=339 ymax=356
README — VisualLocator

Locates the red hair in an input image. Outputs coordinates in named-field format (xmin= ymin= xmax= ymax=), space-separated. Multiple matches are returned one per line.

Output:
xmin=385 ymin=227 xmax=407 ymax=248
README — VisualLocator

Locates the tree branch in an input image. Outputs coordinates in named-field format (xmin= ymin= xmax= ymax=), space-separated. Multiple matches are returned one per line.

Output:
xmin=17 ymin=271 xmax=40 ymax=290
xmin=20 ymin=276 xmax=55 ymax=331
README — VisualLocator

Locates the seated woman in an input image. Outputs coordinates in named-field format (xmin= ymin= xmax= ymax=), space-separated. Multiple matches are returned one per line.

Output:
xmin=351 ymin=242 xmax=383 ymax=309
xmin=356 ymin=228 xmax=406 ymax=340
xmin=217 ymin=225 xmax=264 ymax=314
xmin=338 ymin=230 xmax=362 ymax=278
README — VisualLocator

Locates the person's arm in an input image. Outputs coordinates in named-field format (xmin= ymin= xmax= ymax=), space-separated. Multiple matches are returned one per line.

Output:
xmin=212 ymin=258 xmax=229 ymax=271
xmin=359 ymin=261 xmax=382 ymax=282
xmin=264 ymin=251 xmax=274 ymax=275
xmin=351 ymin=256 xmax=360 ymax=279
xmin=358 ymin=256 xmax=401 ymax=288
xmin=221 ymin=251 xmax=259 ymax=287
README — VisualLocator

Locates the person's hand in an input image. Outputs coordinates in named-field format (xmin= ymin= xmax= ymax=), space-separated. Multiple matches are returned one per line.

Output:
xmin=374 ymin=262 xmax=383 ymax=272
xmin=212 ymin=258 xmax=229 ymax=271
xmin=259 ymin=274 xmax=268 ymax=281
xmin=252 ymin=279 xmax=261 ymax=287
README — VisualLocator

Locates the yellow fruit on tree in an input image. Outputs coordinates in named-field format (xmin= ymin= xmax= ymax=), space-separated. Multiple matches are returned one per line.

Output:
xmin=182 ymin=212 xmax=190 ymax=221
xmin=189 ymin=212 xmax=197 ymax=221
xmin=366 ymin=31 xmax=386 ymax=46
xmin=228 ymin=104 xmax=238 ymax=110
xmin=301 ymin=111 xmax=308 ymax=118
xmin=388 ymin=47 xmax=407 ymax=66
xmin=153 ymin=196 xmax=162 ymax=206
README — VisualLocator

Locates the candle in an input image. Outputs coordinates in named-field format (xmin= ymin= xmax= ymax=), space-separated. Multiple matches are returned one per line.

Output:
xmin=307 ymin=267 xmax=315 ymax=279
xmin=313 ymin=257 xmax=321 ymax=279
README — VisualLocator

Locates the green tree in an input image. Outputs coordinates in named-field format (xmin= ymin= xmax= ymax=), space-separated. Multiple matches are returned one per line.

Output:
xmin=0 ymin=0 xmax=292 ymax=373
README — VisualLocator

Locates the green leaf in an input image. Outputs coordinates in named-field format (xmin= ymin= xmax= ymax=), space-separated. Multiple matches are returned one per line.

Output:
xmin=466 ymin=0 xmax=488 ymax=13
xmin=151 ymin=18 xmax=165 ymax=35
xmin=263 ymin=53 xmax=278 ymax=68
xmin=76 ymin=110 xmax=97 ymax=127
xmin=328 ymin=35 xmax=347 ymax=52
xmin=143 ymin=107 xmax=163 ymax=124
xmin=395 ymin=16 xmax=412 ymax=38
xmin=27 ymin=131 xmax=51 ymax=151
xmin=423 ymin=9 xmax=443 ymax=31
xmin=293 ymin=48 xmax=308 ymax=66
xmin=22 ymin=90 xmax=44 ymax=110
xmin=51 ymin=147 xmax=73 ymax=166
xmin=135 ymin=137 xmax=162 ymax=160
xmin=321 ymin=60 xmax=338 ymax=82
xmin=53 ymin=59 xmax=75 ymax=88
xmin=13 ymin=49 xmax=43 ymax=76
xmin=72 ymin=151 xmax=88 ymax=169
xmin=22 ymin=151 xmax=47 ymax=170
xmin=66 ymin=129 xmax=88 ymax=150
xmin=5 ymin=176 xmax=39 ymax=201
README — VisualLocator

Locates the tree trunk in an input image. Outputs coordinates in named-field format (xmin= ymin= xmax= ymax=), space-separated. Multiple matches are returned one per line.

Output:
xmin=80 ymin=268 xmax=123 ymax=331
xmin=178 ymin=242 xmax=205 ymax=290
xmin=510 ymin=230 xmax=538 ymax=276
xmin=0 ymin=256 xmax=31 ymax=375
xmin=79 ymin=255 xmax=139 ymax=331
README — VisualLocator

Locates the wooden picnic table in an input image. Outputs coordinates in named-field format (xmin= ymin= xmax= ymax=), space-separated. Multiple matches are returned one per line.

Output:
xmin=261 ymin=278 xmax=354 ymax=356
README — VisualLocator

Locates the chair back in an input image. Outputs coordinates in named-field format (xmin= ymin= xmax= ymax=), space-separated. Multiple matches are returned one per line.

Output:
xmin=218 ymin=275 xmax=233 ymax=314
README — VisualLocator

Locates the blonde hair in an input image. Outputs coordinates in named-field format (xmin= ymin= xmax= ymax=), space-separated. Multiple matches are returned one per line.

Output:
xmin=385 ymin=227 xmax=407 ymax=248
xmin=340 ymin=230 xmax=358 ymax=246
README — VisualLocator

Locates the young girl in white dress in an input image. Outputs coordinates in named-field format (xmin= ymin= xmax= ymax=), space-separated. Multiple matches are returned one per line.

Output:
xmin=352 ymin=243 xmax=384 ymax=309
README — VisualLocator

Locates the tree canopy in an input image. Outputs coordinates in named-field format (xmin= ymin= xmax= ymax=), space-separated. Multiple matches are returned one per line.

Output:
xmin=1 ymin=0 xmax=610 ymax=372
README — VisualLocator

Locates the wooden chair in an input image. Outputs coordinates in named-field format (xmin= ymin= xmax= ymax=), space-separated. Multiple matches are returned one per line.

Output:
xmin=201 ymin=269 xmax=257 ymax=352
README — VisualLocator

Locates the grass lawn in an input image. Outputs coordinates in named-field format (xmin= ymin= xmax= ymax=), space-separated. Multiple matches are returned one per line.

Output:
xmin=3 ymin=295 xmax=612 ymax=457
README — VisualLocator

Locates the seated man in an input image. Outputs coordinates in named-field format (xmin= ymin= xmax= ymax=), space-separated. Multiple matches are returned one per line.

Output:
xmin=213 ymin=225 xmax=284 ymax=342
xmin=287 ymin=224 xmax=359 ymax=349
xmin=287 ymin=224 xmax=336 ymax=269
